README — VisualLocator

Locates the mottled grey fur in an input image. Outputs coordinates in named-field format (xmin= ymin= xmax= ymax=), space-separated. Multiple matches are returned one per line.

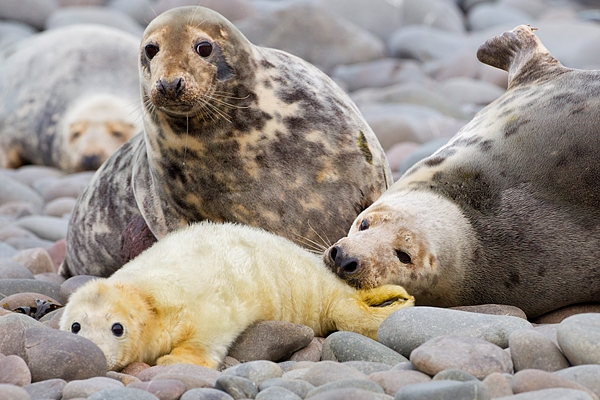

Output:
xmin=61 ymin=6 xmax=392 ymax=277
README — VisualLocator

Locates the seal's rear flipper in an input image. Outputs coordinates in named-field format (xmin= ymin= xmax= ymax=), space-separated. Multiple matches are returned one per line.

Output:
xmin=477 ymin=25 xmax=562 ymax=89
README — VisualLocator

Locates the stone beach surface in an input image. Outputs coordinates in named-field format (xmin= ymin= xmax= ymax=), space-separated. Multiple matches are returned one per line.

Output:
xmin=2 ymin=0 xmax=600 ymax=399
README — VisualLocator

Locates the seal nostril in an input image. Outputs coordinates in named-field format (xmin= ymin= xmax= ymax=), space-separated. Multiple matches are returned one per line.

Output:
xmin=340 ymin=257 xmax=360 ymax=275
xmin=157 ymin=77 xmax=185 ymax=98
xmin=328 ymin=246 xmax=338 ymax=263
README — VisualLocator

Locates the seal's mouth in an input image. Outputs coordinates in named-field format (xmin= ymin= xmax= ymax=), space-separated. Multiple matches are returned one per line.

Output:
xmin=157 ymin=104 xmax=195 ymax=118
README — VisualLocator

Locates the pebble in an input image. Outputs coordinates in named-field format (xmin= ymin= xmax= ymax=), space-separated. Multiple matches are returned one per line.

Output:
xmin=256 ymin=385 xmax=302 ymax=400
xmin=557 ymin=313 xmax=600 ymax=365
xmin=554 ymin=365 xmax=600 ymax=398
xmin=0 ymin=279 xmax=61 ymax=302
xmin=410 ymin=335 xmax=513 ymax=379
xmin=87 ymin=387 xmax=160 ymax=400
xmin=0 ymin=260 xmax=34 ymax=280
xmin=214 ymin=375 xmax=258 ymax=399
xmin=289 ymin=337 xmax=323 ymax=362
xmin=322 ymin=331 xmax=408 ymax=364
xmin=259 ymin=378 xmax=315 ymax=398
xmin=511 ymin=369 xmax=599 ymax=400
xmin=508 ymin=329 xmax=570 ymax=372
xmin=306 ymin=379 xmax=385 ymax=398
xmin=23 ymin=378 xmax=66 ymax=400
xmin=301 ymin=361 xmax=366 ymax=387
xmin=0 ymin=355 xmax=31 ymax=386
xmin=227 ymin=321 xmax=314 ymax=363
xmin=45 ymin=6 xmax=144 ymax=36
xmin=378 ymin=307 xmax=532 ymax=358
xmin=368 ymin=370 xmax=431 ymax=396
xmin=482 ymin=372 xmax=513 ymax=398
xmin=0 ymin=383 xmax=32 ymax=400
xmin=395 ymin=380 xmax=490 ymax=400
xmin=496 ymin=388 xmax=595 ymax=400
xmin=12 ymin=248 xmax=55 ymax=274
xmin=62 ymin=377 xmax=123 ymax=399
xmin=127 ymin=379 xmax=187 ymax=400
xmin=13 ymin=216 xmax=68 ymax=242
xmin=180 ymin=388 xmax=235 ymax=400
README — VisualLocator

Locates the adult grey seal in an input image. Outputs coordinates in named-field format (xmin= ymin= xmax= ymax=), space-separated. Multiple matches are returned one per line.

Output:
xmin=60 ymin=6 xmax=391 ymax=277
xmin=0 ymin=25 xmax=142 ymax=172
xmin=324 ymin=25 xmax=600 ymax=318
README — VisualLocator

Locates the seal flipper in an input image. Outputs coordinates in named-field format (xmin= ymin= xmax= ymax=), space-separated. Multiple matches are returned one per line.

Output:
xmin=477 ymin=25 xmax=562 ymax=89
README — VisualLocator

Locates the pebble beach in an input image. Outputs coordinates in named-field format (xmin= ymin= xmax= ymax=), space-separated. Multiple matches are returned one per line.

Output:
xmin=2 ymin=0 xmax=600 ymax=399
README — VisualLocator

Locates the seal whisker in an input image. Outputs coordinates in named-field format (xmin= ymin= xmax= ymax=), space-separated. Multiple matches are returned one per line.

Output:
xmin=206 ymin=94 xmax=250 ymax=110
xmin=307 ymin=220 xmax=333 ymax=250
xmin=202 ymin=99 xmax=232 ymax=123
xmin=290 ymin=232 xmax=329 ymax=255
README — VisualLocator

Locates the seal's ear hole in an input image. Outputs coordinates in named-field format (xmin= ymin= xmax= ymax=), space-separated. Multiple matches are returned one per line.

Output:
xmin=111 ymin=323 xmax=124 ymax=337
xmin=111 ymin=130 xmax=124 ymax=139
xmin=71 ymin=322 xmax=81 ymax=334
xmin=145 ymin=44 xmax=159 ymax=59
xmin=396 ymin=250 xmax=411 ymax=264
xmin=195 ymin=41 xmax=213 ymax=57
xmin=359 ymin=219 xmax=369 ymax=231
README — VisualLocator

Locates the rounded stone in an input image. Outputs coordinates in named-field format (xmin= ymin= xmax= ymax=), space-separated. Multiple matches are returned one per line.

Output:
xmin=150 ymin=363 xmax=219 ymax=387
xmin=410 ymin=335 xmax=513 ymax=379
xmin=495 ymin=388 xmax=595 ymax=400
xmin=0 ymin=260 xmax=34 ymax=280
xmin=482 ymin=372 xmax=513 ymax=398
xmin=60 ymin=275 xmax=98 ymax=305
xmin=554 ymin=365 xmax=600 ymax=398
xmin=0 ymin=242 xmax=18 ymax=258
xmin=512 ymin=369 xmax=598 ymax=398
xmin=222 ymin=360 xmax=282 ymax=386
xmin=0 ymin=292 xmax=61 ymax=316
xmin=259 ymin=377 xmax=315 ymax=398
xmin=0 ymin=355 xmax=31 ymax=386
xmin=256 ymin=386 xmax=301 ymax=400
xmin=24 ymin=328 xmax=107 ymax=382
xmin=0 ymin=176 xmax=44 ymax=209
xmin=0 ymin=383 xmax=32 ymax=400
xmin=433 ymin=369 xmax=478 ymax=382
xmin=180 ymin=388 xmax=235 ymax=400
xmin=289 ymin=337 xmax=323 ymax=362
xmin=536 ymin=304 xmax=600 ymax=324
xmin=368 ymin=370 xmax=431 ymax=396
xmin=378 ymin=307 xmax=532 ymax=358
xmin=62 ymin=377 xmax=124 ymax=399
xmin=0 ymin=313 xmax=48 ymax=359
xmin=151 ymin=373 xmax=214 ymax=391
xmin=45 ymin=6 xmax=144 ymax=37
xmin=343 ymin=361 xmax=392 ymax=375
xmin=557 ymin=313 xmax=600 ymax=365
xmin=43 ymin=197 xmax=77 ymax=218
xmin=0 ymin=201 xmax=41 ymax=218
xmin=14 ymin=216 xmax=68 ymax=242
xmin=12 ymin=248 xmax=55 ymax=275
xmin=306 ymin=379 xmax=384 ymax=398
xmin=0 ymin=279 xmax=61 ymax=302
xmin=509 ymin=329 xmax=570 ymax=372
xmin=87 ymin=387 xmax=160 ymax=400
xmin=214 ymin=375 xmax=258 ymax=399
xmin=321 ymin=331 xmax=408 ymax=365
xmin=450 ymin=304 xmax=527 ymax=319
xmin=227 ymin=321 xmax=313 ymax=363
xmin=23 ymin=378 xmax=66 ymax=400
xmin=395 ymin=380 xmax=491 ymax=400
xmin=309 ymin=388 xmax=391 ymax=400
xmin=126 ymin=379 xmax=186 ymax=400
xmin=301 ymin=361 xmax=367 ymax=387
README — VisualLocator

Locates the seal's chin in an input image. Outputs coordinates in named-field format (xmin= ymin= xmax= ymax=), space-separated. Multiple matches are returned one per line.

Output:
xmin=157 ymin=104 xmax=196 ymax=118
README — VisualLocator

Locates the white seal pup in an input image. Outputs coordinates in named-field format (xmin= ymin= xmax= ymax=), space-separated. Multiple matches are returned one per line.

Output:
xmin=0 ymin=25 xmax=142 ymax=172
xmin=59 ymin=222 xmax=414 ymax=370
xmin=324 ymin=25 xmax=600 ymax=318
xmin=60 ymin=6 xmax=392 ymax=278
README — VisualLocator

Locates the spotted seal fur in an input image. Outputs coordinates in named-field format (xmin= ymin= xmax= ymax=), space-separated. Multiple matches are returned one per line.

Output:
xmin=0 ymin=25 xmax=141 ymax=172
xmin=324 ymin=25 xmax=600 ymax=318
xmin=60 ymin=222 xmax=413 ymax=370
xmin=60 ymin=6 xmax=391 ymax=277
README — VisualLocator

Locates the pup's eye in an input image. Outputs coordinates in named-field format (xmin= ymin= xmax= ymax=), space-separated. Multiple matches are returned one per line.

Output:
xmin=195 ymin=41 xmax=213 ymax=57
xmin=111 ymin=323 xmax=124 ymax=337
xmin=71 ymin=322 xmax=81 ymax=334
xmin=145 ymin=44 xmax=159 ymax=59
xmin=358 ymin=219 xmax=369 ymax=231
xmin=396 ymin=250 xmax=411 ymax=264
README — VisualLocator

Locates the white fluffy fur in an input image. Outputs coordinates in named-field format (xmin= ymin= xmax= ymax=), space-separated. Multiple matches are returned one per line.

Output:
xmin=60 ymin=222 xmax=413 ymax=370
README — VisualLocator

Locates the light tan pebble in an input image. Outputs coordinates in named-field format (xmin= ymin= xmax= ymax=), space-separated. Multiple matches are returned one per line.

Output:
xmin=12 ymin=248 xmax=55 ymax=274
xmin=43 ymin=197 xmax=77 ymax=218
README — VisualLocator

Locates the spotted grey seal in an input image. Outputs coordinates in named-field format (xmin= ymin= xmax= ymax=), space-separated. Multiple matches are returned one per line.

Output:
xmin=325 ymin=25 xmax=600 ymax=318
xmin=60 ymin=6 xmax=391 ymax=277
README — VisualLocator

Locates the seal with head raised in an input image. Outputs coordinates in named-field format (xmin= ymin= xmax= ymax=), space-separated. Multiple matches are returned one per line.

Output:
xmin=60 ymin=6 xmax=392 ymax=278
xmin=60 ymin=221 xmax=414 ymax=370
xmin=324 ymin=25 xmax=600 ymax=318
xmin=0 ymin=25 xmax=142 ymax=172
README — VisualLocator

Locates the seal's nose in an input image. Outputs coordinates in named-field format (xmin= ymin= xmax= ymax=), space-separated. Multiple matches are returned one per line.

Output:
xmin=79 ymin=154 xmax=102 ymax=171
xmin=157 ymin=77 xmax=185 ymax=99
xmin=327 ymin=245 xmax=361 ymax=277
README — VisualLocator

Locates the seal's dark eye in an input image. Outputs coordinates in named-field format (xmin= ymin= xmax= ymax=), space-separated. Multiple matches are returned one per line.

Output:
xmin=71 ymin=322 xmax=81 ymax=334
xmin=359 ymin=219 xmax=369 ymax=231
xmin=195 ymin=41 xmax=213 ymax=57
xmin=396 ymin=250 xmax=411 ymax=264
xmin=111 ymin=323 xmax=124 ymax=337
xmin=145 ymin=44 xmax=159 ymax=59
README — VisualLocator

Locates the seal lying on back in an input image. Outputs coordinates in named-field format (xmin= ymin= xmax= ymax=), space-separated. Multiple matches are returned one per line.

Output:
xmin=59 ymin=222 xmax=413 ymax=370
xmin=325 ymin=25 xmax=600 ymax=318
xmin=60 ymin=6 xmax=392 ymax=278
xmin=0 ymin=25 xmax=141 ymax=172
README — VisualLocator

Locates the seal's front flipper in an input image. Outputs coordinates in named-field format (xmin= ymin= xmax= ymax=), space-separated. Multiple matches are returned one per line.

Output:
xmin=334 ymin=285 xmax=414 ymax=340
xmin=477 ymin=25 xmax=562 ymax=89
xmin=156 ymin=345 xmax=218 ymax=368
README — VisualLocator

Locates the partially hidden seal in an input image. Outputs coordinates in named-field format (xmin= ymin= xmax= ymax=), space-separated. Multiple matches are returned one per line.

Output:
xmin=60 ymin=6 xmax=392 ymax=278
xmin=59 ymin=221 xmax=414 ymax=370
xmin=0 ymin=25 xmax=142 ymax=172
xmin=324 ymin=25 xmax=600 ymax=318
